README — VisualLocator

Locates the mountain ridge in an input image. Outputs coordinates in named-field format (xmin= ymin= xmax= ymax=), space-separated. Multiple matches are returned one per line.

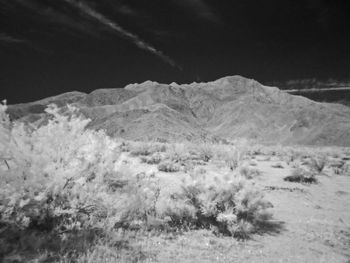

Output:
xmin=7 ymin=75 xmax=350 ymax=146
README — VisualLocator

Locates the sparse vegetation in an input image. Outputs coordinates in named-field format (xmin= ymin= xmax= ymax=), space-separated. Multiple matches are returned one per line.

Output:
xmin=271 ymin=163 xmax=284 ymax=169
xmin=284 ymin=167 xmax=317 ymax=184
xmin=193 ymin=143 xmax=214 ymax=162
xmin=130 ymin=142 xmax=167 ymax=156
xmin=140 ymin=152 xmax=163 ymax=164
xmin=160 ymin=171 xmax=273 ymax=238
xmin=222 ymin=147 xmax=246 ymax=171
xmin=329 ymin=161 xmax=348 ymax=175
xmin=165 ymin=143 xmax=190 ymax=164
xmin=2 ymin=101 xmax=350 ymax=262
xmin=239 ymin=165 xmax=261 ymax=179
xmin=157 ymin=160 xmax=181 ymax=172
xmin=308 ymin=155 xmax=327 ymax=174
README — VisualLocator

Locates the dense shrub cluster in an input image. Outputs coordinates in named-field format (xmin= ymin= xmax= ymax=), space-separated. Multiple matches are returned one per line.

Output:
xmin=0 ymin=104 xmax=121 ymax=259
xmin=0 ymin=106 xmax=116 ymax=230
xmin=158 ymin=172 xmax=273 ymax=238
xmin=0 ymin=102 xmax=275 ymax=261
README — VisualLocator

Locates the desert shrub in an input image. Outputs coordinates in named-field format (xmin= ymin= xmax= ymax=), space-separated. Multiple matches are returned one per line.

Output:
xmin=239 ymin=166 xmax=261 ymax=179
xmin=271 ymin=163 xmax=284 ymax=169
xmin=0 ymin=104 xmax=117 ymax=218
xmin=182 ymin=162 xmax=195 ymax=173
xmin=249 ymin=161 xmax=258 ymax=166
xmin=308 ymin=155 xmax=327 ymax=174
xmin=107 ymin=172 xmax=161 ymax=230
xmin=130 ymin=142 xmax=167 ymax=157
xmin=152 ymin=143 xmax=167 ymax=153
xmin=140 ymin=152 xmax=163 ymax=165
xmin=249 ymin=148 xmax=263 ymax=156
xmin=284 ymin=151 xmax=296 ymax=165
xmin=157 ymin=160 xmax=180 ymax=173
xmin=343 ymin=164 xmax=350 ymax=176
xmin=330 ymin=152 xmax=341 ymax=158
xmin=165 ymin=143 xmax=191 ymax=164
xmin=130 ymin=142 xmax=152 ymax=156
xmin=284 ymin=168 xmax=317 ymax=184
xmin=0 ymin=103 xmax=160 ymax=227
xmin=0 ymin=104 xmax=125 ymax=260
xmin=190 ymin=143 xmax=214 ymax=162
xmin=119 ymin=141 xmax=131 ymax=152
xmin=330 ymin=161 xmax=349 ymax=175
xmin=157 ymin=172 xmax=273 ymax=238
xmin=221 ymin=146 xmax=247 ymax=171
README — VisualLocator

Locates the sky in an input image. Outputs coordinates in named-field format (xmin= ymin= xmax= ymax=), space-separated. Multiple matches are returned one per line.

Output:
xmin=1 ymin=0 xmax=350 ymax=103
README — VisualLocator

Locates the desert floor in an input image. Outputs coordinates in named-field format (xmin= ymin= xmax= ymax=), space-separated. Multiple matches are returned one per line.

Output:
xmin=120 ymin=150 xmax=350 ymax=263
xmin=2 ymin=144 xmax=350 ymax=263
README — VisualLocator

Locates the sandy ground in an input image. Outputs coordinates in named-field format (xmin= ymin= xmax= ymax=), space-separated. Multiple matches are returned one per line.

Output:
xmin=249 ymin=159 xmax=350 ymax=263
xmin=1 ymin=150 xmax=349 ymax=262
xmin=123 ymin=153 xmax=350 ymax=263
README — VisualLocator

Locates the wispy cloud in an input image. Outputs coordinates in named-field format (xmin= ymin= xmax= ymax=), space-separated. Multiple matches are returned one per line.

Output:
xmin=2 ymin=0 xmax=179 ymax=67
xmin=269 ymin=78 xmax=350 ymax=90
xmin=0 ymin=33 xmax=26 ymax=43
xmin=63 ymin=0 xmax=179 ymax=68
xmin=0 ymin=32 xmax=51 ymax=53
xmin=11 ymin=0 xmax=102 ymax=38
xmin=172 ymin=0 xmax=221 ymax=23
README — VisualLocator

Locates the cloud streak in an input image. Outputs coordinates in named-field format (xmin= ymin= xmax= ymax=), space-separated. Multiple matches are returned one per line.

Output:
xmin=0 ymin=32 xmax=51 ymax=53
xmin=64 ymin=0 xmax=179 ymax=68
xmin=0 ymin=33 xmax=26 ymax=43
xmin=269 ymin=78 xmax=350 ymax=91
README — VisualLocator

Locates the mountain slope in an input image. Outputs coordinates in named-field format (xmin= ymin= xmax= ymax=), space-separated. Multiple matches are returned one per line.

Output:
xmin=7 ymin=76 xmax=350 ymax=146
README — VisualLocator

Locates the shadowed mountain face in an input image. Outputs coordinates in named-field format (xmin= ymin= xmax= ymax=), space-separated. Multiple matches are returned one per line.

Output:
xmin=7 ymin=76 xmax=350 ymax=146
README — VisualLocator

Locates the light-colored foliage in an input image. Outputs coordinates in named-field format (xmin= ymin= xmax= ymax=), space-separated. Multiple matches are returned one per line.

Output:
xmin=0 ymin=104 xmax=119 ymax=230
xmin=157 ymin=170 xmax=272 ymax=237
xmin=0 ymin=103 xmax=276 ymax=261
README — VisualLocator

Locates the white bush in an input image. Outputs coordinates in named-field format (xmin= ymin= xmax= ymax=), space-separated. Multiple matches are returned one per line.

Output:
xmin=0 ymin=104 xmax=119 ymax=229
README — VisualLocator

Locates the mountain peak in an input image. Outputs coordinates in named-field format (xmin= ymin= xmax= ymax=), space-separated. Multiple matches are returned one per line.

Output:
xmin=124 ymin=80 xmax=160 ymax=92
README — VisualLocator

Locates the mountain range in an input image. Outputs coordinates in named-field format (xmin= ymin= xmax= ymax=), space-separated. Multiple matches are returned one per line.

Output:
xmin=7 ymin=76 xmax=350 ymax=146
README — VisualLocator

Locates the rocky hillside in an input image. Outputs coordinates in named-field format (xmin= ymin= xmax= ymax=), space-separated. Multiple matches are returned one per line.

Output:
xmin=7 ymin=76 xmax=350 ymax=146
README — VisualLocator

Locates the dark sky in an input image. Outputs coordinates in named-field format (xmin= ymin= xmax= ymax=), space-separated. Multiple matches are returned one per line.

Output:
xmin=1 ymin=0 xmax=350 ymax=103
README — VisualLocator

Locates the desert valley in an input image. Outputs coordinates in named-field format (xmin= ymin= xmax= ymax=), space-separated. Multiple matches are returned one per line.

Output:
xmin=1 ymin=76 xmax=350 ymax=262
